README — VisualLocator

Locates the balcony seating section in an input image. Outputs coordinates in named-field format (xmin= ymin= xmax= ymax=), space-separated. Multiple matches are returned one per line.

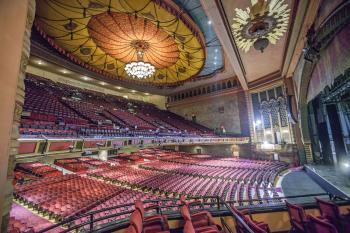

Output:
xmin=23 ymin=78 xmax=87 ymax=124
xmin=109 ymin=108 xmax=156 ymax=130
xmin=61 ymin=99 xmax=109 ymax=124
xmin=21 ymin=75 xmax=214 ymax=137
xmin=14 ymin=174 xmax=122 ymax=221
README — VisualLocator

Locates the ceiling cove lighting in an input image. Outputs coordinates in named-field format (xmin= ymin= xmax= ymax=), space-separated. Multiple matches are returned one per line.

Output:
xmin=125 ymin=40 xmax=155 ymax=79
xmin=231 ymin=0 xmax=290 ymax=53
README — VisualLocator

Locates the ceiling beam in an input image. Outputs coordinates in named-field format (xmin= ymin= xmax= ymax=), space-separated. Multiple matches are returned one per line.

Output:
xmin=200 ymin=0 xmax=248 ymax=90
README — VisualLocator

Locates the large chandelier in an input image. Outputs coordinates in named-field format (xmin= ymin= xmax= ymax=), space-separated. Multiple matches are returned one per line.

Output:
xmin=231 ymin=0 xmax=290 ymax=53
xmin=125 ymin=40 xmax=155 ymax=79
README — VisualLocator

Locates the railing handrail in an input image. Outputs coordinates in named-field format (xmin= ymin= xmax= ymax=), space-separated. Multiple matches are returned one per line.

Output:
xmin=36 ymin=192 xmax=341 ymax=233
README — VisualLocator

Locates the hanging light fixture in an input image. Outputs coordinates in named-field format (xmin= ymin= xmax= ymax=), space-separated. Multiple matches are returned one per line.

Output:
xmin=125 ymin=40 xmax=155 ymax=79
xmin=231 ymin=0 xmax=290 ymax=53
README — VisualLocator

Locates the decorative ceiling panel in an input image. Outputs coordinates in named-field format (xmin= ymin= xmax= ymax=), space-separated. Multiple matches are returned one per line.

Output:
xmin=35 ymin=0 xmax=210 ymax=87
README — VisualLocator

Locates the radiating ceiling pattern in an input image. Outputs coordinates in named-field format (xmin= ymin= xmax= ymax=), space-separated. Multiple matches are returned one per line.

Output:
xmin=34 ymin=0 xmax=211 ymax=86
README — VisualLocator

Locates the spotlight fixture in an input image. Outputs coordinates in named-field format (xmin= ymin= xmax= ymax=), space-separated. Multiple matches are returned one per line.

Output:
xmin=231 ymin=0 xmax=290 ymax=52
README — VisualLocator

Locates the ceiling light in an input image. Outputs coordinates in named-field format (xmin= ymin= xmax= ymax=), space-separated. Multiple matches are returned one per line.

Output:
xmin=125 ymin=40 xmax=155 ymax=79
xmin=123 ymin=95 xmax=128 ymax=99
xmin=100 ymin=82 xmax=106 ymax=86
xmin=115 ymin=86 xmax=122 ymax=90
xmin=231 ymin=0 xmax=290 ymax=52
xmin=144 ymin=93 xmax=150 ymax=95
xmin=37 ymin=60 xmax=45 ymax=65
xmin=61 ymin=69 xmax=69 ymax=74
xmin=82 ymin=76 xmax=90 ymax=81
xmin=131 ymin=90 xmax=136 ymax=93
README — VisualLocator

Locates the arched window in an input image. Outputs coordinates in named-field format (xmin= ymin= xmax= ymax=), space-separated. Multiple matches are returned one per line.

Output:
xmin=181 ymin=93 xmax=185 ymax=99
xmin=189 ymin=91 xmax=193 ymax=97
xmin=194 ymin=90 xmax=197 ymax=96
xmin=185 ymin=92 xmax=189 ymax=98
xmin=212 ymin=85 xmax=216 ymax=92
xmin=198 ymin=88 xmax=201 ymax=95
xmin=217 ymin=83 xmax=221 ymax=90
xmin=207 ymin=86 xmax=210 ymax=93
xmin=227 ymin=81 xmax=232 ymax=88
xmin=202 ymin=87 xmax=206 ymax=94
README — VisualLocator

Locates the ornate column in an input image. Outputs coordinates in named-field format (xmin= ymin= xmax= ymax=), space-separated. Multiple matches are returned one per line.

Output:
xmin=0 ymin=0 xmax=35 ymax=231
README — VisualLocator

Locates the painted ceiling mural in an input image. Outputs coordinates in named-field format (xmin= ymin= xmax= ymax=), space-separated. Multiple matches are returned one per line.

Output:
xmin=34 ymin=0 xmax=224 ymax=87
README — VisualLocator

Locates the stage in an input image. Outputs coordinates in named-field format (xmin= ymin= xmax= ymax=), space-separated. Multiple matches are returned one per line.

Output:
xmin=305 ymin=165 xmax=350 ymax=199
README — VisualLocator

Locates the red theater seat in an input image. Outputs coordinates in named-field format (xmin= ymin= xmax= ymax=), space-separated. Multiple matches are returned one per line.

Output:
xmin=180 ymin=204 xmax=222 ymax=233
xmin=285 ymin=201 xmax=310 ymax=233
xmin=316 ymin=198 xmax=350 ymax=233
xmin=129 ymin=211 xmax=169 ymax=233
xmin=134 ymin=200 xmax=169 ymax=229
xmin=308 ymin=215 xmax=338 ymax=233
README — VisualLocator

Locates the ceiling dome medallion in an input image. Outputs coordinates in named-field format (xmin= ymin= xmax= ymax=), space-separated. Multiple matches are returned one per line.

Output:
xmin=231 ymin=0 xmax=290 ymax=52
xmin=34 ymin=0 xmax=206 ymax=86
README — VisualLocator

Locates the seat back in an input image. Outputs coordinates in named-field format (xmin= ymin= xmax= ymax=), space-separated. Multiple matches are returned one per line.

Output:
xmin=135 ymin=200 xmax=145 ymax=219
xmin=309 ymin=215 xmax=338 ymax=233
xmin=285 ymin=201 xmax=308 ymax=231
xmin=246 ymin=217 xmax=268 ymax=233
xmin=183 ymin=221 xmax=195 ymax=233
xmin=130 ymin=211 xmax=143 ymax=233
xmin=181 ymin=205 xmax=191 ymax=221
xmin=316 ymin=198 xmax=340 ymax=221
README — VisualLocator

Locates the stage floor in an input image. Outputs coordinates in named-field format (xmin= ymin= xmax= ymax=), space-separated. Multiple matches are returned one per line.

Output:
xmin=281 ymin=169 xmax=326 ymax=203
xmin=306 ymin=165 xmax=350 ymax=198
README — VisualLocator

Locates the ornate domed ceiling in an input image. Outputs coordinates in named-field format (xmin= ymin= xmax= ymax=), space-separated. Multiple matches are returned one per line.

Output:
xmin=34 ymin=0 xmax=220 ymax=87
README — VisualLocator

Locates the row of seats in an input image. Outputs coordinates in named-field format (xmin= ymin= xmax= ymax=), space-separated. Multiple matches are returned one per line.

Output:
xmin=15 ymin=162 xmax=62 ymax=179
xmin=286 ymin=198 xmax=350 ymax=233
xmin=21 ymin=75 xmax=214 ymax=137
xmin=54 ymin=157 xmax=110 ymax=173
xmin=126 ymin=198 xmax=222 ymax=233
xmin=14 ymin=174 xmax=122 ymax=221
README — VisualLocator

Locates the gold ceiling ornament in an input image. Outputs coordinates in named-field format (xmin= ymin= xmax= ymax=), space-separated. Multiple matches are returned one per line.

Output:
xmin=231 ymin=0 xmax=290 ymax=53
xmin=34 ymin=0 xmax=206 ymax=86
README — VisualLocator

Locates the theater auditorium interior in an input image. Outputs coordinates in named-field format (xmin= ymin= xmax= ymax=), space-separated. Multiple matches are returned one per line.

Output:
xmin=1 ymin=0 xmax=350 ymax=232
